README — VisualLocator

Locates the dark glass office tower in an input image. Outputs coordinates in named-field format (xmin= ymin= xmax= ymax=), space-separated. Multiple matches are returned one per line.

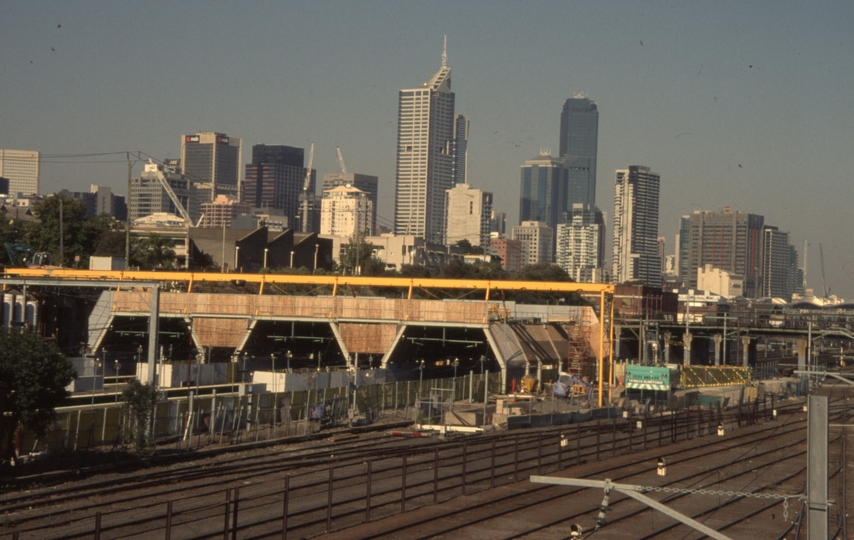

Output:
xmin=559 ymin=95 xmax=598 ymax=206
xmin=243 ymin=144 xmax=315 ymax=230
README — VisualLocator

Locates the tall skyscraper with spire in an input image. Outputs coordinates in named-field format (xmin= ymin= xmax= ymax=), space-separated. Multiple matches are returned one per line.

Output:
xmin=393 ymin=39 xmax=456 ymax=243
xmin=559 ymin=94 xmax=599 ymax=207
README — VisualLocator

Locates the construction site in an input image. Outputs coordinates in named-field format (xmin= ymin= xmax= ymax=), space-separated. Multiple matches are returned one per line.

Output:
xmin=1 ymin=268 xmax=851 ymax=538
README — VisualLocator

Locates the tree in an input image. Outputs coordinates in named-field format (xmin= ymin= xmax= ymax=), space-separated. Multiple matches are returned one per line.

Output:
xmin=339 ymin=235 xmax=382 ymax=275
xmin=0 ymin=328 xmax=76 ymax=466
xmin=510 ymin=263 xmax=587 ymax=305
xmin=120 ymin=380 xmax=158 ymax=455
xmin=25 ymin=196 xmax=90 ymax=267
xmin=455 ymin=239 xmax=485 ymax=255
xmin=131 ymin=234 xmax=176 ymax=270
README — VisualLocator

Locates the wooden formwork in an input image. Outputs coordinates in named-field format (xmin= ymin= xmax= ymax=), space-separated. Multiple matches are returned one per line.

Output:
xmin=339 ymin=323 xmax=399 ymax=354
xmin=112 ymin=291 xmax=490 ymax=326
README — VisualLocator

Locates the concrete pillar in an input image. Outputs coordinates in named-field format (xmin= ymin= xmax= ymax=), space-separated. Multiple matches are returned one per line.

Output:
xmin=663 ymin=332 xmax=672 ymax=364
xmin=713 ymin=334 xmax=722 ymax=366
xmin=797 ymin=338 xmax=807 ymax=371
xmin=683 ymin=332 xmax=692 ymax=365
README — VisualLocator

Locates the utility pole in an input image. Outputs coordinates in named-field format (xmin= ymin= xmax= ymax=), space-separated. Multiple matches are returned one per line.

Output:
xmin=125 ymin=152 xmax=141 ymax=264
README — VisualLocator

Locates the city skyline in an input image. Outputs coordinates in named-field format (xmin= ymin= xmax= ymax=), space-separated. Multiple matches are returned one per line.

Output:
xmin=2 ymin=2 xmax=852 ymax=297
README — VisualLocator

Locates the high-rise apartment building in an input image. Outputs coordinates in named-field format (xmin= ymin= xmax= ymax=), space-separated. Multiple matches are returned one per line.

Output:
xmin=320 ymin=185 xmax=373 ymax=238
xmin=444 ymin=183 xmax=492 ymax=247
xmin=556 ymin=204 xmax=606 ymax=283
xmin=322 ymin=173 xmax=378 ymax=233
xmin=451 ymin=114 xmax=469 ymax=186
xmin=0 ymin=149 xmax=40 ymax=196
xmin=243 ymin=144 xmax=316 ymax=231
xmin=393 ymin=47 xmax=455 ymax=243
xmin=762 ymin=226 xmax=799 ymax=299
xmin=676 ymin=209 xmax=765 ymax=297
xmin=519 ymin=152 xmax=567 ymax=236
xmin=512 ymin=221 xmax=553 ymax=267
xmin=180 ymin=132 xmax=243 ymax=202
xmin=611 ymin=166 xmax=661 ymax=286
xmin=558 ymin=94 xmax=598 ymax=205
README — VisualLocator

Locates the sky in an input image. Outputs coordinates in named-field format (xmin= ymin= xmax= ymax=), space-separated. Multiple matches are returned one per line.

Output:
xmin=2 ymin=1 xmax=853 ymax=298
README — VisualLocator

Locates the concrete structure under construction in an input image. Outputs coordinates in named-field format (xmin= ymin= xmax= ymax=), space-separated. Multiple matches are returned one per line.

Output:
xmin=199 ymin=195 xmax=252 ymax=228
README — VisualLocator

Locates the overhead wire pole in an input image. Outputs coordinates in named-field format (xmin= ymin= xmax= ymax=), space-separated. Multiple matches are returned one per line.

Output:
xmin=125 ymin=152 xmax=142 ymax=264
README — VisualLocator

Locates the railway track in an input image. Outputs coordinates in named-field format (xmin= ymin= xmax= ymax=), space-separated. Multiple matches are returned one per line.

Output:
xmin=0 ymin=394 xmax=825 ymax=538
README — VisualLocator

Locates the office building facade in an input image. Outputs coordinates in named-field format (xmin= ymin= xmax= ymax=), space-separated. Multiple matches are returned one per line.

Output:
xmin=59 ymin=185 xmax=127 ymax=221
xmin=393 ymin=51 xmax=455 ymax=243
xmin=676 ymin=209 xmax=765 ymax=297
xmin=512 ymin=221 xmax=553 ymax=267
xmin=611 ymin=166 xmax=661 ymax=286
xmin=180 ymin=132 xmax=242 ymax=201
xmin=243 ymin=144 xmax=316 ymax=231
xmin=128 ymin=161 xmax=201 ymax=224
xmin=762 ymin=226 xmax=799 ymax=299
xmin=558 ymin=94 xmax=598 ymax=204
xmin=519 ymin=153 xmax=567 ymax=236
xmin=556 ymin=203 xmax=606 ymax=282
xmin=0 ymin=149 xmax=40 ymax=196
xmin=444 ymin=183 xmax=492 ymax=247
xmin=451 ymin=114 xmax=469 ymax=186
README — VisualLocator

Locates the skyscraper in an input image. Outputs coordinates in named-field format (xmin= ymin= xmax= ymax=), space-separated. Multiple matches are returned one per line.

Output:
xmin=559 ymin=94 xmax=598 ymax=206
xmin=611 ymin=166 xmax=661 ymax=286
xmin=518 ymin=152 xmax=567 ymax=235
xmin=393 ymin=44 xmax=455 ymax=243
xmin=762 ymin=226 xmax=798 ymax=299
xmin=180 ymin=132 xmax=243 ymax=202
xmin=128 ymin=161 xmax=200 ymax=223
xmin=0 ymin=149 xmax=40 ymax=196
xmin=676 ymin=209 xmax=765 ymax=297
xmin=320 ymin=185 xmax=373 ymax=239
xmin=451 ymin=114 xmax=469 ymax=186
xmin=242 ymin=144 xmax=316 ymax=231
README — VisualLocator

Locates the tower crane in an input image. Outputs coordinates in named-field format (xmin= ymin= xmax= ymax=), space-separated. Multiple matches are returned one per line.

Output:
xmin=146 ymin=160 xmax=191 ymax=224
xmin=336 ymin=146 xmax=348 ymax=174
xmin=299 ymin=143 xmax=315 ymax=233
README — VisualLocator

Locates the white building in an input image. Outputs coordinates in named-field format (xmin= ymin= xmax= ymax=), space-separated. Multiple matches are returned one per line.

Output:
xmin=0 ymin=149 xmax=40 ymax=196
xmin=320 ymin=185 xmax=372 ymax=238
xmin=611 ymin=166 xmax=661 ymax=285
xmin=511 ymin=221 xmax=553 ymax=267
xmin=393 ymin=45 xmax=455 ymax=244
xmin=444 ymin=183 xmax=492 ymax=247
xmin=556 ymin=204 xmax=606 ymax=282
xmin=697 ymin=264 xmax=743 ymax=299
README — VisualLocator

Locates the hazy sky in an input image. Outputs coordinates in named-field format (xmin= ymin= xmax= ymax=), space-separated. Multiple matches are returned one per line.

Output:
xmin=2 ymin=1 xmax=852 ymax=298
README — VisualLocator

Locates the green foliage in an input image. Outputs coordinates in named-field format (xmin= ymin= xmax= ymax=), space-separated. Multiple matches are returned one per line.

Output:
xmin=508 ymin=263 xmax=587 ymax=305
xmin=120 ymin=380 xmax=158 ymax=455
xmin=131 ymin=234 xmax=176 ymax=270
xmin=339 ymin=235 xmax=381 ymax=275
xmin=455 ymin=239 xmax=485 ymax=255
xmin=0 ymin=328 xmax=76 ymax=465
xmin=25 ymin=196 xmax=92 ymax=267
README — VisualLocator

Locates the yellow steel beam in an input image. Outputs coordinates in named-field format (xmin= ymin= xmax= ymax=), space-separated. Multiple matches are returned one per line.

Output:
xmin=3 ymin=268 xmax=615 ymax=295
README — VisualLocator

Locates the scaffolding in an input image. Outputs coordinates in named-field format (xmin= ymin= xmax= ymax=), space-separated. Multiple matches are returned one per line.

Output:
xmin=566 ymin=318 xmax=593 ymax=378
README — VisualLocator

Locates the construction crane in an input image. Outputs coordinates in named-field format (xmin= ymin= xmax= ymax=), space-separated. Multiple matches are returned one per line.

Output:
xmin=819 ymin=243 xmax=830 ymax=298
xmin=299 ymin=143 xmax=315 ymax=233
xmin=147 ymin=160 xmax=191 ymax=224
xmin=336 ymin=146 xmax=348 ymax=174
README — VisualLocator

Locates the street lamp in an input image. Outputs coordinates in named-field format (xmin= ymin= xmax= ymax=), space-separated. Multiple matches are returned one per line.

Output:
xmin=290 ymin=250 xmax=295 ymax=268
xmin=234 ymin=245 xmax=240 ymax=271
xmin=314 ymin=244 xmax=319 ymax=272
xmin=453 ymin=357 xmax=459 ymax=380
xmin=286 ymin=350 xmax=292 ymax=372
xmin=271 ymin=353 xmax=276 ymax=392
xmin=91 ymin=358 xmax=102 ymax=407
xmin=263 ymin=248 xmax=269 ymax=269
xmin=114 ymin=358 xmax=120 ymax=403
xmin=418 ymin=359 xmax=425 ymax=389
